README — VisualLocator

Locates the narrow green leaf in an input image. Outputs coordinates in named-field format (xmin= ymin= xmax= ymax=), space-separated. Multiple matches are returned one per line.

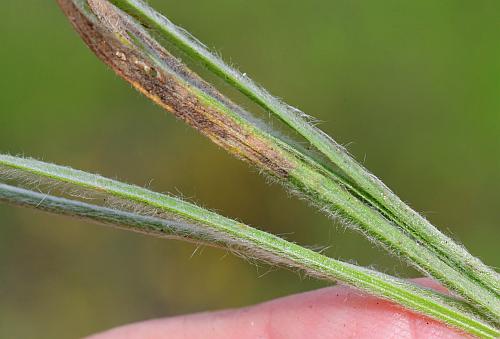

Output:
xmin=0 ymin=181 xmax=496 ymax=338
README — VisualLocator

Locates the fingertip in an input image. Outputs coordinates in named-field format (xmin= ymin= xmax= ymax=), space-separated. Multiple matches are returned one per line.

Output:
xmin=88 ymin=279 xmax=470 ymax=339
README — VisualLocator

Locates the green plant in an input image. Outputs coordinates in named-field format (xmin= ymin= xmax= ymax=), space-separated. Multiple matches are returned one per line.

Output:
xmin=0 ymin=0 xmax=498 ymax=337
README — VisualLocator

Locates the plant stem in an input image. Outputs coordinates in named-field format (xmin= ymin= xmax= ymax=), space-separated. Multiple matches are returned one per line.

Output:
xmin=107 ymin=0 xmax=499 ymax=299
xmin=54 ymin=0 xmax=500 ymax=322
xmin=0 ymin=182 xmax=497 ymax=338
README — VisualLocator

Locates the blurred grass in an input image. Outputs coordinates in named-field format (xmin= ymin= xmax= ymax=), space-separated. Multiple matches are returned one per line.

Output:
xmin=0 ymin=0 xmax=499 ymax=338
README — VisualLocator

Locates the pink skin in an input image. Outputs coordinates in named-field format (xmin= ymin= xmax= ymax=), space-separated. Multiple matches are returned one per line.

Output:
xmin=88 ymin=279 xmax=470 ymax=339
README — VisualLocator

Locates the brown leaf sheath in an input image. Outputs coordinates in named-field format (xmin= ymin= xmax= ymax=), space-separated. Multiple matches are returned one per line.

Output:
xmin=56 ymin=0 xmax=294 ymax=178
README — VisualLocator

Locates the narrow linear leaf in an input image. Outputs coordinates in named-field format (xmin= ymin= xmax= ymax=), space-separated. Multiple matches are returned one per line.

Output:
xmin=0 ymin=182 xmax=496 ymax=338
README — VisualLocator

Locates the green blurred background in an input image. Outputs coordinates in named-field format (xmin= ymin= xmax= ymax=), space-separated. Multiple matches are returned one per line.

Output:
xmin=1 ymin=1 xmax=499 ymax=338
